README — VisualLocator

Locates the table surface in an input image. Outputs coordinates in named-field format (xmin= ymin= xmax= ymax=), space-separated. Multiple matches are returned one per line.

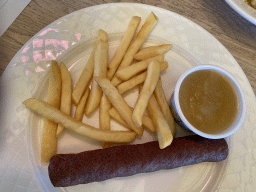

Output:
xmin=0 ymin=0 xmax=256 ymax=96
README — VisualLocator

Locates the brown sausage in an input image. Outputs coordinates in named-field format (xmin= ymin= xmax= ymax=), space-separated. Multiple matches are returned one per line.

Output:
xmin=48 ymin=135 xmax=228 ymax=187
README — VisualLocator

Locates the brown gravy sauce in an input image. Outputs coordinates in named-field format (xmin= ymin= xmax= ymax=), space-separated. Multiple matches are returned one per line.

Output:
xmin=179 ymin=69 xmax=239 ymax=134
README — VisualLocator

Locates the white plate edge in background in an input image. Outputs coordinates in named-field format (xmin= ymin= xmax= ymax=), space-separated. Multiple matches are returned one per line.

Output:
xmin=225 ymin=0 xmax=256 ymax=25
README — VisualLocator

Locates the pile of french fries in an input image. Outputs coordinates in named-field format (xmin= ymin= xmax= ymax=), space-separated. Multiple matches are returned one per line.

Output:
xmin=23 ymin=12 xmax=176 ymax=163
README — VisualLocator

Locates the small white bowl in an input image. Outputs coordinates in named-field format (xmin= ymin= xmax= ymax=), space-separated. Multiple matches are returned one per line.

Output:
xmin=170 ymin=65 xmax=246 ymax=139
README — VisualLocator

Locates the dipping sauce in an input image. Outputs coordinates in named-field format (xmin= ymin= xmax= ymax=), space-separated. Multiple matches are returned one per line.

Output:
xmin=179 ymin=69 xmax=239 ymax=134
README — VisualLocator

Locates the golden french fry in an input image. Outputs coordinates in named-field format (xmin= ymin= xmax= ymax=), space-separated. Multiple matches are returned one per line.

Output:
xmin=137 ymin=85 xmax=156 ymax=133
xmin=94 ymin=76 xmax=143 ymax=136
xmin=110 ymin=12 xmax=158 ymax=87
xmin=109 ymin=107 xmax=130 ymax=128
xmin=141 ymin=112 xmax=156 ymax=133
xmin=118 ymin=73 xmax=147 ymax=94
xmin=117 ymin=61 xmax=168 ymax=94
xmin=74 ymin=88 xmax=90 ymax=121
xmin=100 ymin=94 xmax=111 ymax=130
xmin=110 ymin=75 xmax=123 ymax=87
xmin=132 ymin=61 xmax=160 ymax=127
xmin=23 ymin=98 xmax=137 ymax=143
xmin=102 ymin=142 xmax=112 ymax=149
xmin=134 ymin=44 xmax=172 ymax=61
xmin=41 ymin=60 xmax=61 ymax=163
xmin=154 ymin=78 xmax=176 ymax=135
xmin=109 ymin=107 xmax=156 ymax=133
xmin=117 ymin=12 xmax=158 ymax=70
xmin=107 ymin=16 xmax=141 ymax=80
xmin=100 ymin=94 xmax=112 ymax=148
xmin=85 ymin=40 xmax=108 ymax=116
xmin=57 ymin=62 xmax=72 ymax=136
xmin=116 ymin=55 xmax=164 ymax=81
xmin=107 ymin=68 xmax=118 ymax=80
xmin=147 ymin=93 xmax=173 ymax=149
xmin=72 ymin=30 xmax=108 ymax=105
xmin=160 ymin=61 xmax=168 ymax=71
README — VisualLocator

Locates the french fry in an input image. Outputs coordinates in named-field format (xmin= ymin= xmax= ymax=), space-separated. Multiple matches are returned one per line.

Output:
xmin=72 ymin=29 xmax=108 ymax=105
xmin=100 ymin=94 xmax=111 ymax=130
xmin=117 ymin=61 xmax=168 ymax=94
xmin=107 ymin=16 xmax=141 ymax=80
xmin=23 ymin=98 xmax=137 ymax=143
xmin=100 ymin=94 xmax=112 ymax=148
xmin=117 ymin=12 xmax=158 ymax=70
xmin=109 ymin=107 xmax=156 ymax=133
xmin=118 ymin=73 xmax=147 ymax=94
xmin=94 ymin=76 xmax=144 ymax=136
xmin=57 ymin=62 xmax=72 ymax=136
xmin=100 ymin=16 xmax=142 ymax=145
xmin=134 ymin=44 xmax=172 ymax=61
xmin=132 ymin=61 xmax=160 ymax=127
xmin=154 ymin=78 xmax=176 ymax=135
xmin=109 ymin=107 xmax=130 ymax=128
xmin=116 ymin=55 xmax=164 ymax=81
xmin=41 ymin=60 xmax=61 ymax=163
xmin=102 ymin=142 xmax=112 ymax=149
xmin=147 ymin=93 xmax=173 ymax=149
xmin=74 ymin=88 xmax=90 ymax=121
xmin=85 ymin=40 xmax=108 ymax=116
xmin=140 ymin=112 xmax=156 ymax=133
xmin=111 ymin=75 xmax=123 ymax=87
xmin=110 ymin=12 xmax=158 ymax=87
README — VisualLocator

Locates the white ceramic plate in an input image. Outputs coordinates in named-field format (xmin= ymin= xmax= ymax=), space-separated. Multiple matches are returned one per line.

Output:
xmin=225 ymin=0 xmax=256 ymax=25
xmin=0 ymin=3 xmax=256 ymax=192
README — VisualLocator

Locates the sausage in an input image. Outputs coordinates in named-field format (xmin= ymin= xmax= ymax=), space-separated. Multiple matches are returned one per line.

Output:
xmin=48 ymin=135 xmax=228 ymax=187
